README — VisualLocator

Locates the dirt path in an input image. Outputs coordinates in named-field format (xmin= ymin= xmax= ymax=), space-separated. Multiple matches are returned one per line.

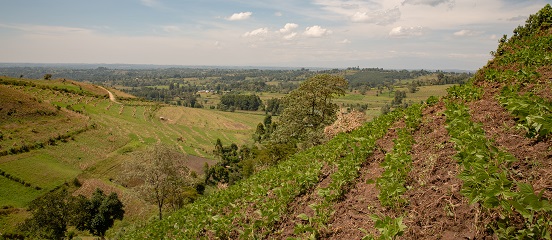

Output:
xmin=98 ymin=86 xmax=121 ymax=104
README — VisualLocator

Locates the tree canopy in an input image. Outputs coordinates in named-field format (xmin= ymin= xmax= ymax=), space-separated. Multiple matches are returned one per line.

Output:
xmin=18 ymin=188 xmax=124 ymax=239
xmin=273 ymin=74 xmax=348 ymax=146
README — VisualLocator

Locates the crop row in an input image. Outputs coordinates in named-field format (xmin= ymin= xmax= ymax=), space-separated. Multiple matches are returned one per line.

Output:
xmin=124 ymin=106 xmax=406 ymax=239
xmin=0 ymin=168 xmax=42 ymax=190
xmin=498 ymin=86 xmax=552 ymax=139
xmin=445 ymin=80 xmax=483 ymax=102
xmin=292 ymin=109 xmax=406 ymax=239
xmin=445 ymin=101 xmax=552 ymax=239
xmin=362 ymin=104 xmax=423 ymax=239
xmin=0 ymin=123 xmax=96 ymax=157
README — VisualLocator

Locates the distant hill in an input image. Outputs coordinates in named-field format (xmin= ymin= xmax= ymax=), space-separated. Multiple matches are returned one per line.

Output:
xmin=123 ymin=4 xmax=552 ymax=239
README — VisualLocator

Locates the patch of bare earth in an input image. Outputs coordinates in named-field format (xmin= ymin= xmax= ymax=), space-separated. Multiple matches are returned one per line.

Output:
xmin=533 ymin=65 xmax=552 ymax=102
xmin=403 ymin=102 xmax=481 ymax=239
xmin=186 ymin=155 xmax=217 ymax=175
xmin=469 ymin=84 xmax=552 ymax=200
xmin=321 ymin=121 xmax=403 ymax=239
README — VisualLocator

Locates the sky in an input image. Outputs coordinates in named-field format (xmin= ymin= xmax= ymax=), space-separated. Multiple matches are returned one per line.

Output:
xmin=0 ymin=0 xmax=550 ymax=70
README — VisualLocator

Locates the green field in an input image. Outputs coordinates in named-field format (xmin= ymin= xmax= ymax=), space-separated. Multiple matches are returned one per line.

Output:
xmin=0 ymin=77 xmax=265 ymax=228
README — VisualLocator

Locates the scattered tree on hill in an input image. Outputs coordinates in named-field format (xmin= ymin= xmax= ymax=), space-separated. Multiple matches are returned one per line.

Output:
xmin=273 ymin=74 xmax=348 ymax=147
xmin=392 ymin=90 xmax=407 ymax=106
xmin=70 ymin=189 xmax=125 ymax=238
xmin=43 ymin=74 xmax=52 ymax=80
xmin=124 ymin=143 xmax=193 ymax=220
xmin=408 ymin=82 xmax=419 ymax=93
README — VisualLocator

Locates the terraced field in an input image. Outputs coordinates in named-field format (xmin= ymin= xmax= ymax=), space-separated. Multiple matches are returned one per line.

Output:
xmin=0 ymin=77 xmax=264 ymax=230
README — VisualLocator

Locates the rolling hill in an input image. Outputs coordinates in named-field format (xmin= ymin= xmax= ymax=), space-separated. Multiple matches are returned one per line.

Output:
xmin=0 ymin=77 xmax=265 ymax=233
xmin=122 ymin=5 xmax=552 ymax=239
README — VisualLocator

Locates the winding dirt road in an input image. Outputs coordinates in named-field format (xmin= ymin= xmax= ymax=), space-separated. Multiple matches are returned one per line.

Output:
xmin=98 ymin=86 xmax=120 ymax=104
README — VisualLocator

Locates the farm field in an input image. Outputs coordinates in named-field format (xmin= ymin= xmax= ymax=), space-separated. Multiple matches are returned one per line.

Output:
xmin=123 ymin=6 xmax=552 ymax=239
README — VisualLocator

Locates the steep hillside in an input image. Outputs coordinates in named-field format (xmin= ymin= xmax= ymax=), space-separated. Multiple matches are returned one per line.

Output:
xmin=124 ymin=5 xmax=552 ymax=239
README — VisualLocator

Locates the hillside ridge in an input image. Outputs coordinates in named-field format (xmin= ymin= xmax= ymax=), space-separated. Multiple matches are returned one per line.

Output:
xmin=123 ymin=4 xmax=552 ymax=239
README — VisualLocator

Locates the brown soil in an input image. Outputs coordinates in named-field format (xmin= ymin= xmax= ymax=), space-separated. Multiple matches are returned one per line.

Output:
xmin=534 ymin=65 xmax=552 ymax=101
xmin=321 ymin=121 xmax=402 ymax=239
xmin=268 ymin=162 xmax=336 ymax=239
xmin=402 ymin=102 xmax=481 ymax=239
xmin=469 ymin=84 xmax=552 ymax=200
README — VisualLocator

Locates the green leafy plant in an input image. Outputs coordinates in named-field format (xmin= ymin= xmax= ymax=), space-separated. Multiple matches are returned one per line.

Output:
xmin=445 ymin=101 xmax=552 ymax=238
xmin=498 ymin=87 xmax=552 ymax=139
xmin=361 ymin=215 xmax=406 ymax=240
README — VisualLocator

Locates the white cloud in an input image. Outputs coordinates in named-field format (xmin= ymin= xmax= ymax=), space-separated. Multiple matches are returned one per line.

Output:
xmin=274 ymin=12 xmax=283 ymax=17
xmin=243 ymin=27 xmax=269 ymax=37
xmin=339 ymin=39 xmax=351 ymax=44
xmin=351 ymin=7 xmax=401 ymax=25
xmin=453 ymin=29 xmax=484 ymax=37
xmin=162 ymin=25 xmax=181 ymax=33
xmin=283 ymin=32 xmax=298 ymax=40
xmin=304 ymin=25 xmax=332 ymax=37
xmin=389 ymin=26 xmax=424 ymax=38
xmin=0 ymin=23 xmax=94 ymax=36
xmin=227 ymin=12 xmax=253 ymax=21
xmin=506 ymin=15 xmax=527 ymax=21
xmin=279 ymin=23 xmax=298 ymax=34
xmin=402 ymin=0 xmax=455 ymax=7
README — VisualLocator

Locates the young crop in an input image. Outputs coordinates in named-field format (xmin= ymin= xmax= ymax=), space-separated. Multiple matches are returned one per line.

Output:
xmin=445 ymin=101 xmax=552 ymax=238
xmin=293 ymin=109 xmax=406 ymax=238
xmin=446 ymin=81 xmax=483 ymax=102
xmin=361 ymin=215 xmax=406 ymax=240
xmin=498 ymin=87 xmax=552 ymax=139
xmin=376 ymin=104 xmax=422 ymax=210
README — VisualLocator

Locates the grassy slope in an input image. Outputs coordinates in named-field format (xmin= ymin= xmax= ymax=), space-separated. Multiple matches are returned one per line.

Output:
xmin=0 ymin=77 xmax=264 ymax=234
xmin=123 ymin=5 xmax=552 ymax=239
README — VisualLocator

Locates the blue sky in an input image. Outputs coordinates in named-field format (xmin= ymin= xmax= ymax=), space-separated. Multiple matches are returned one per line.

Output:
xmin=0 ymin=0 xmax=550 ymax=70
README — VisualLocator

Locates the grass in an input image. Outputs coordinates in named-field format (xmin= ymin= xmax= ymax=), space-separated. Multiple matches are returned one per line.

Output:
xmin=1 ymin=153 xmax=80 ymax=189
xmin=0 ymin=177 xmax=42 ymax=208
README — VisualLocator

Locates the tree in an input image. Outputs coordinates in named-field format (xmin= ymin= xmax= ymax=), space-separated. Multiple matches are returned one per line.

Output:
xmin=407 ymin=82 xmax=418 ymax=93
xmin=71 ymin=189 xmax=125 ymax=238
xmin=19 ymin=188 xmax=124 ymax=239
xmin=124 ymin=143 xmax=192 ymax=220
xmin=273 ymin=74 xmax=348 ymax=146
xmin=392 ymin=90 xmax=407 ymax=106
xmin=43 ymin=74 xmax=52 ymax=80
xmin=19 ymin=189 xmax=71 ymax=239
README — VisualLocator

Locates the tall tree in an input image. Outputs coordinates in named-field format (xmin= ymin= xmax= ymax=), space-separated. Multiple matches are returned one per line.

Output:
xmin=125 ymin=143 xmax=192 ymax=220
xmin=273 ymin=74 xmax=348 ymax=146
